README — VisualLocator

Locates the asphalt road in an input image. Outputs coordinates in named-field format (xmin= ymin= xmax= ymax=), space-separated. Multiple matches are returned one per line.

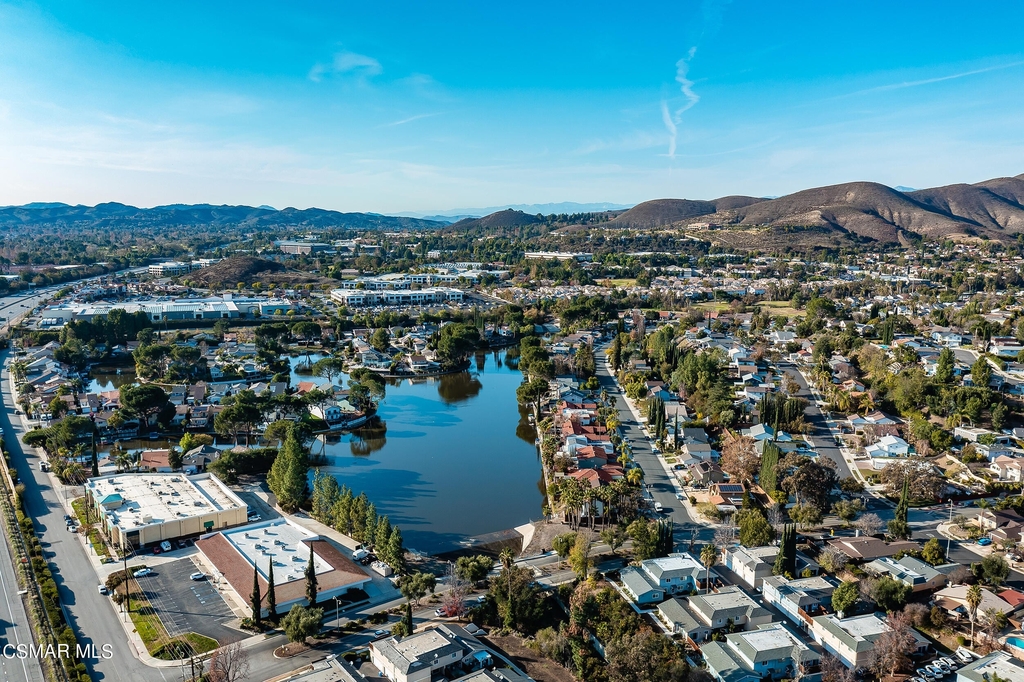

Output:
xmin=777 ymin=362 xmax=853 ymax=479
xmin=594 ymin=349 xmax=715 ymax=547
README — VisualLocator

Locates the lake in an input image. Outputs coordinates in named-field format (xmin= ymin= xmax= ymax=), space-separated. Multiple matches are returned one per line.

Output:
xmin=311 ymin=350 xmax=543 ymax=554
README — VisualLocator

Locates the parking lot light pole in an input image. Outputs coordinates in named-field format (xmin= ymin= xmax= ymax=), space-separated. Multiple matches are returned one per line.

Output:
xmin=334 ymin=596 xmax=342 ymax=634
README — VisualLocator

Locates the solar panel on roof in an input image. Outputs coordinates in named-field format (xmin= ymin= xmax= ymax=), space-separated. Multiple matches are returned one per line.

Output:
xmin=718 ymin=484 xmax=745 ymax=492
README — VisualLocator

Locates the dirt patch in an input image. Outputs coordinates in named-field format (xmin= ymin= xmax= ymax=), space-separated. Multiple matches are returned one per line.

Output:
xmin=480 ymin=634 xmax=579 ymax=682
xmin=523 ymin=520 xmax=573 ymax=557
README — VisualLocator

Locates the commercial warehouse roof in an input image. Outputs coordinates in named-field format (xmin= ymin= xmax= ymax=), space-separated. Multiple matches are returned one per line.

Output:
xmin=86 ymin=472 xmax=245 ymax=530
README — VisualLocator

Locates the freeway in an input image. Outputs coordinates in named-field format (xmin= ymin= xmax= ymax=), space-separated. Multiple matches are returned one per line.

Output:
xmin=594 ymin=347 xmax=715 ymax=548
xmin=0 ymin=480 xmax=44 ymax=682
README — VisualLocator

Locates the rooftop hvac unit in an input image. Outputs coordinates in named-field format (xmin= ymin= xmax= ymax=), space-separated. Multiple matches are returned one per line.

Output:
xmin=293 ymin=555 xmax=303 ymax=562
xmin=142 ymin=515 xmax=153 ymax=523
xmin=194 ymin=501 xmax=204 ymax=506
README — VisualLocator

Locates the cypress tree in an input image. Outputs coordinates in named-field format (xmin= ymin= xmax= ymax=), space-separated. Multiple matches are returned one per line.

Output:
xmin=772 ymin=524 xmax=797 ymax=577
xmin=250 ymin=562 xmax=261 ymax=626
xmin=887 ymin=476 xmax=911 ymax=540
xmin=267 ymin=559 xmax=277 ymax=621
xmin=402 ymin=601 xmax=414 ymax=636
xmin=305 ymin=549 xmax=318 ymax=607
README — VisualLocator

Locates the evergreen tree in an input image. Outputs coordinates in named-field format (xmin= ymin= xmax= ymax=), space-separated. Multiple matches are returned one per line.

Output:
xmin=305 ymin=550 xmax=318 ymax=607
xmin=772 ymin=524 xmax=797 ymax=577
xmin=268 ymin=426 xmax=309 ymax=511
xmin=267 ymin=559 xmax=278 ymax=621
xmin=654 ymin=519 xmax=674 ymax=558
xmin=364 ymin=502 xmax=378 ymax=547
xmin=250 ymin=562 xmax=262 ymax=626
xmin=887 ymin=476 xmax=911 ymax=540
xmin=759 ymin=442 xmax=780 ymax=493
xmin=387 ymin=527 xmax=406 ymax=574
xmin=402 ymin=601 xmax=413 ymax=636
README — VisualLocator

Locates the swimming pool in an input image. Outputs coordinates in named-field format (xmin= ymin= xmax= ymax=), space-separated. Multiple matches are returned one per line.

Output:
xmin=1006 ymin=637 xmax=1024 ymax=650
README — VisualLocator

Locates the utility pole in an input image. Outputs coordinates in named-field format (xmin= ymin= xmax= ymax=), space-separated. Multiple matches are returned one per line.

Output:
xmin=946 ymin=499 xmax=954 ymax=558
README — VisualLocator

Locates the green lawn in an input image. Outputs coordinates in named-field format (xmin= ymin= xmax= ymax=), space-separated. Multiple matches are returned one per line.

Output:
xmin=599 ymin=278 xmax=636 ymax=288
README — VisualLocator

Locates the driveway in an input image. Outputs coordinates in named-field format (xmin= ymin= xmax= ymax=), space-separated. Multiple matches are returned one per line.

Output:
xmin=134 ymin=557 xmax=242 ymax=645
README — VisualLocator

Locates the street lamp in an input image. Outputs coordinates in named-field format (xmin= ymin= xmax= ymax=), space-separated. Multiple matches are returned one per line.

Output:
xmin=334 ymin=596 xmax=343 ymax=634
xmin=946 ymin=498 xmax=954 ymax=558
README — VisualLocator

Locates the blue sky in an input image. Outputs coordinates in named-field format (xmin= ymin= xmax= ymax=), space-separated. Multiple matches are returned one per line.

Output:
xmin=1 ymin=1 xmax=1023 ymax=213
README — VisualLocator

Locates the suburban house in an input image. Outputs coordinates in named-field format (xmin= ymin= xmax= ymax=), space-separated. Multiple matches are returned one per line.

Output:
xmin=762 ymin=575 xmax=838 ymax=629
xmin=370 ymin=625 xmax=478 ymax=682
xmin=138 ymin=449 xmax=173 ymax=473
xmin=863 ymin=556 xmax=951 ymax=593
xmin=620 ymin=553 xmax=708 ymax=605
xmin=957 ymin=652 xmax=1024 ymax=682
xmin=932 ymin=586 xmax=1015 ymax=621
xmin=865 ymin=435 xmax=911 ymax=468
xmin=827 ymin=537 xmax=919 ymax=562
xmin=990 ymin=456 xmax=1024 ymax=482
xmin=810 ymin=613 xmax=930 ymax=669
xmin=658 ymin=598 xmax=712 ymax=643
xmin=702 ymin=623 xmax=822 ymax=682
xmin=723 ymin=546 xmax=820 ymax=590
xmin=181 ymin=444 xmax=222 ymax=474
xmin=687 ymin=586 xmax=773 ymax=631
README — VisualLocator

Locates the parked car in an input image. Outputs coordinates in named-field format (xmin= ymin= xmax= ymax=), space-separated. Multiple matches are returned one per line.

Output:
xmin=98 ymin=585 xmax=109 ymax=595
xmin=940 ymin=657 xmax=958 ymax=670
xmin=654 ymin=502 xmax=664 ymax=513
xmin=66 ymin=524 xmax=77 ymax=533
xmin=977 ymin=537 xmax=992 ymax=546
xmin=189 ymin=572 xmax=206 ymax=581
xmin=152 ymin=546 xmax=162 ymax=555
xmin=926 ymin=664 xmax=946 ymax=678
xmin=160 ymin=541 xmax=172 ymax=553
xmin=934 ymin=662 xmax=951 ymax=674
xmin=133 ymin=568 xmax=153 ymax=578
xmin=917 ymin=668 xmax=935 ymax=680
xmin=955 ymin=649 xmax=974 ymax=663
xmin=373 ymin=630 xmax=388 ymax=640
xmin=248 ymin=514 xmax=262 ymax=522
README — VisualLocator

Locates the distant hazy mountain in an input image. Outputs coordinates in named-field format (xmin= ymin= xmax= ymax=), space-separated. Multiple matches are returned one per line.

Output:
xmin=0 ymin=202 xmax=445 ymax=231
xmin=408 ymin=201 xmax=633 ymax=222
xmin=894 ymin=186 xmax=917 ymax=192
xmin=448 ymin=209 xmax=544 ymax=231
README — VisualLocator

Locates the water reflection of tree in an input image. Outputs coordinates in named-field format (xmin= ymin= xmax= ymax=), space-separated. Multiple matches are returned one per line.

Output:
xmin=516 ymin=406 xmax=537 ymax=444
xmin=474 ymin=352 xmax=487 ymax=372
xmin=503 ymin=347 xmax=520 ymax=370
xmin=349 ymin=422 xmax=388 ymax=456
xmin=436 ymin=372 xmax=483 ymax=404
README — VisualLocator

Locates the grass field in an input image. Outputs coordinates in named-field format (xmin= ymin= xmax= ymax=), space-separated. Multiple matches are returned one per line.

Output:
xmin=688 ymin=300 xmax=805 ymax=317
xmin=599 ymin=278 xmax=636 ymax=288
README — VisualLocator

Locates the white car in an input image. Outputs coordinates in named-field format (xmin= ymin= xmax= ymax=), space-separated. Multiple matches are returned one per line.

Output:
xmin=189 ymin=572 xmax=206 ymax=581
xmin=133 ymin=568 xmax=153 ymax=578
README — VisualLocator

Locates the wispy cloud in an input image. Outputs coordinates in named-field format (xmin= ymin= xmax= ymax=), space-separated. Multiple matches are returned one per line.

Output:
xmin=308 ymin=51 xmax=383 ymax=82
xmin=841 ymin=60 xmax=1024 ymax=98
xmin=381 ymin=112 xmax=441 ymax=127
xmin=662 ymin=47 xmax=700 ymax=158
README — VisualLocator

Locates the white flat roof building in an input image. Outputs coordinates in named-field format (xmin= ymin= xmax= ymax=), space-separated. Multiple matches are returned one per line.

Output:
xmin=331 ymin=287 xmax=464 ymax=307
xmin=196 ymin=518 xmax=371 ymax=619
xmin=87 ymin=472 xmax=247 ymax=548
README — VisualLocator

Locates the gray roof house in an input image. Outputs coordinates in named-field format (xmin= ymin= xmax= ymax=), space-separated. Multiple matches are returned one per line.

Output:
xmin=370 ymin=624 xmax=475 ymax=682
xmin=810 ymin=613 xmax=930 ymax=670
xmin=957 ymin=652 xmax=1024 ymax=682
xmin=762 ymin=575 xmax=837 ymax=630
xmin=863 ymin=556 xmax=951 ymax=593
xmin=657 ymin=598 xmax=711 ymax=642
xmin=620 ymin=567 xmax=664 ymax=605
xmin=688 ymin=586 xmax=773 ymax=630
xmin=702 ymin=623 xmax=821 ymax=682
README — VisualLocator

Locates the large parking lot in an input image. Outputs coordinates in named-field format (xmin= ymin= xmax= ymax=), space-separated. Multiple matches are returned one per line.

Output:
xmin=135 ymin=556 xmax=244 ymax=645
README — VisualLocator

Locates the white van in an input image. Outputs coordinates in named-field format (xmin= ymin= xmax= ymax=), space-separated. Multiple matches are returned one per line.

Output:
xmin=160 ymin=541 xmax=172 ymax=553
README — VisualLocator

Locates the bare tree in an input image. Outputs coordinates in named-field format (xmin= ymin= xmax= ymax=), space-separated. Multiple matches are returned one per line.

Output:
xmin=818 ymin=546 xmax=849 ymax=574
xmin=440 ymin=561 xmax=469 ymax=620
xmin=854 ymin=512 xmax=883 ymax=537
xmin=766 ymin=503 xmax=785 ymax=531
xmin=870 ymin=610 xmax=914 ymax=679
xmin=714 ymin=526 xmax=736 ymax=550
xmin=208 ymin=641 xmax=250 ymax=682
xmin=948 ymin=565 xmax=971 ymax=586
xmin=719 ymin=435 xmax=760 ymax=484
xmin=821 ymin=653 xmax=854 ymax=682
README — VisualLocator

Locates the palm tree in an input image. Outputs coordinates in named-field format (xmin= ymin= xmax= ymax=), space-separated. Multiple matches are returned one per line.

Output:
xmin=499 ymin=547 xmax=515 ymax=629
xmin=597 ymin=486 xmax=615 ymax=528
xmin=626 ymin=468 xmax=643 ymax=486
xmin=966 ymin=584 xmax=983 ymax=646
xmin=700 ymin=543 xmax=718 ymax=595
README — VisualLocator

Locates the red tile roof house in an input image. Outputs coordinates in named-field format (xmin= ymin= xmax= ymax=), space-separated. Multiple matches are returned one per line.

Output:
xmin=139 ymin=449 xmax=173 ymax=473
xmin=196 ymin=518 xmax=371 ymax=619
